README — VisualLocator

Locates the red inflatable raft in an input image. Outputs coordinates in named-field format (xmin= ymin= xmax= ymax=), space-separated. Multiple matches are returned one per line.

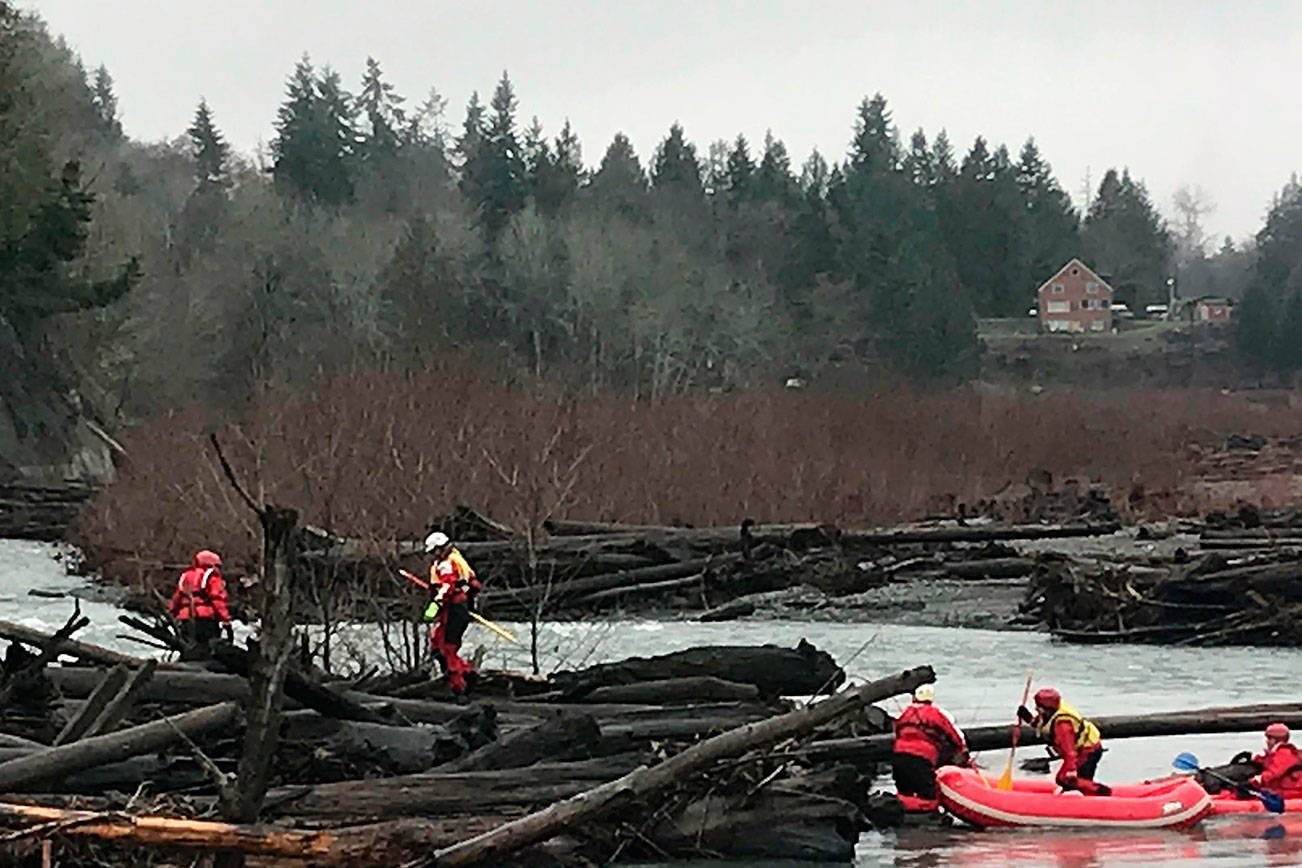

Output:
xmin=936 ymin=767 xmax=1212 ymax=829
xmin=1210 ymin=790 xmax=1302 ymax=814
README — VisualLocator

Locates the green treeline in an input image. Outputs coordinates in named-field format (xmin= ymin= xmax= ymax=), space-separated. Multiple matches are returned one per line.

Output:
xmin=3 ymin=4 xmax=1298 ymax=421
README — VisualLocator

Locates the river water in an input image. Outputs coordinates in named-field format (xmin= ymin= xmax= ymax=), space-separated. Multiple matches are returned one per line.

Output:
xmin=3 ymin=540 xmax=1300 ymax=866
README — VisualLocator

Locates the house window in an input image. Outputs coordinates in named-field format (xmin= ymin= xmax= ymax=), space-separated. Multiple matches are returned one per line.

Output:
xmin=1086 ymin=282 xmax=1098 ymax=294
xmin=1071 ymin=268 xmax=1080 ymax=276
xmin=1052 ymin=283 xmax=1064 ymax=294
xmin=1046 ymin=300 xmax=1069 ymax=314
xmin=1101 ymin=299 xmax=1110 ymax=309
xmin=1089 ymin=320 xmax=1105 ymax=332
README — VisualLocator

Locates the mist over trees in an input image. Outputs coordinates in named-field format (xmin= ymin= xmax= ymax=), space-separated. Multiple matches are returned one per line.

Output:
xmin=3 ymin=4 xmax=1297 ymax=432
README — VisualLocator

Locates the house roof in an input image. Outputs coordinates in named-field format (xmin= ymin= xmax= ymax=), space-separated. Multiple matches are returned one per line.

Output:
xmin=1035 ymin=258 xmax=1114 ymax=295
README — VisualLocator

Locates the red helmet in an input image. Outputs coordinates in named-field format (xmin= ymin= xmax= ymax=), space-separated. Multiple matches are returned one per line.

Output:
xmin=193 ymin=549 xmax=222 ymax=568
xmin=1033 ymin=687 xmax=1061 ymax=709
xmin=1266 ymin=722 xmax=1290 ymax=740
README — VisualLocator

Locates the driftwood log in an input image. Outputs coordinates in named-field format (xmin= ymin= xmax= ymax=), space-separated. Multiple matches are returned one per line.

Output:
xmin=431 ymin=665 xmax=933 ymax=865
xmin=0 ymin=701 xmax=238 ymax=791
xmin=0 ymin=619 xmax=147 ymax=668
xmin=803 ymin=701 xmax=1302 ymax=765
xmin=550 ymin=640 xmax=844 ymax=698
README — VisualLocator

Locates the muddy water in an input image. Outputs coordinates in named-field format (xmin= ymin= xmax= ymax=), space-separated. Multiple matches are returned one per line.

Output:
xmin=4 ymin=540 xmax=1300 ymax=866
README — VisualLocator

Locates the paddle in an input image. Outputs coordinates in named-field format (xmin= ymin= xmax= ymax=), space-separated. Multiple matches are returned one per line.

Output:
xmin=996 ymin=669 xmax=1034 ymax=790
xmin=1173 ymin=751 xmax=1285 ymax=813
xmin=398 ymin=569 xmax=519 ymax=643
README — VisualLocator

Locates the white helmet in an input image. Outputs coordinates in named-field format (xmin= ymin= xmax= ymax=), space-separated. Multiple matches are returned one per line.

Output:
xmin=423 ymin=531 xmax=450 ymax=553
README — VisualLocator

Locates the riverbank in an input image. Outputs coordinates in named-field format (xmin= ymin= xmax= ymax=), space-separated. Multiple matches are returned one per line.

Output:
xmin=4 ymin=541 xmax=1302 ymax=866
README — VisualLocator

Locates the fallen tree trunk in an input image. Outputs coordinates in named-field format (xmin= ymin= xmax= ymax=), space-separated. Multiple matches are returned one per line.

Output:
xmin=265 ymin=754 xmax=646 ymax=820
xmin=0 ymin=701 xmax=238 ymax=792
xmin=47 ymin=666 xmax=251 ymax=705
xmin=570 ymin=572 xmax=706 ymax=606
xmin=803 ymin=701 xmax=1302 ymax=765
xmin=840 ymin=521 xmax=1121 ymax=546
xmin=52 ymin=664 xmax=129 ymax=745
xmin=542 ymin=554 xmax=741 ymax=599
xmin=212 ymin=644 xmax=400 ymax=726
xmin=437 ymin=713 xmax=600 ymax=772
xmin=0 ymin=801 xmax=520 ymax=864
xmin=579 ymin=677 xmax=761 ymax=705
xmin=0 ymin=619 xmax=147 ymax=668
xmin=83 ymin=659 xmax=158 ymax=738
xmin=431 ymin=665 xmax=933 ymax=865
xmin=550 ymin=640 xmax=844 ymax=698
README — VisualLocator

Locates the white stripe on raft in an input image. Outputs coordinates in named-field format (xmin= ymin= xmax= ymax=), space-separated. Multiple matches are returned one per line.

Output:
xmin=938 ymin=781 xmax=1211 ymax=828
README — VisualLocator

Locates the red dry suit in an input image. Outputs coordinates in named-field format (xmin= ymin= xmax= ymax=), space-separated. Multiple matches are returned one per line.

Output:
xmin=168 ymin=550 xmax=231 ymax=623
xmin=1251 ymin=742 xmax=1302 ymax=797
xmin=427 ymin=548 xmax=479 ymax=693
xmin=893 ymin=700 xmax=968 ymax=766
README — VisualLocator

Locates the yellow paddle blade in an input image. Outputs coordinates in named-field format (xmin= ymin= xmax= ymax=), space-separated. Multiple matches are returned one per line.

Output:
xmin=996 ymin=764 xmax=1014 ymax=790
xmin=471 ymin=612 xmax=518 ymax=643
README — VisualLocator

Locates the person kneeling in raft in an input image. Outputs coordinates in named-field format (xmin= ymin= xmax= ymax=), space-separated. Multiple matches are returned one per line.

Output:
xmin=1018 ymin=687 xmax=1112 ymax=796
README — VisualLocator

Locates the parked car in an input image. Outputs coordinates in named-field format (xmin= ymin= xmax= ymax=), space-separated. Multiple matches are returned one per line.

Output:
xmin=1027 ymin=306 xmax=1038 ymax=317
xmin=1145 ymin=304 xmax=1169 ymax=319
xmin=1112 ymin=302 xmax=1134 ymax=319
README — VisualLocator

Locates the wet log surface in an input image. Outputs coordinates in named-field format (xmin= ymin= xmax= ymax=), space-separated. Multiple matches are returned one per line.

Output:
xmin=803 ymin=701 xmax=1302 ymax=766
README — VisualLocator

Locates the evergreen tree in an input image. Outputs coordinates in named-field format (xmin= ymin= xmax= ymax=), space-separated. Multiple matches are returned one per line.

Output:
xmin=1256 ymin=175 xmax=1302 ymax=298
xmin=1276 ymin=291 xmax=1302 ymax=372
xmin=848 ymin=93 xmax=897 ymax=173
xmin=474 ymin=71 xmax=526 ymax=237
xmin=90 ymin=64 xmax=120 ymax=137
xmin=754 ymin=130 xmax=795 ymax=202
xmin=833 ymin=94 xmax=975 ymax=378
xmin=650 ymin=123 xmax=703 ymax=198
xmin=1016 ymin=137 xmax=1078 ymax=289
xmin=587 ymin=132 xmax=646 ymax=217
xmin=723 ymin=134 xmax=754 ymax=200
xmin=531 ymin=119 xmax=582 ymax=215
xmin=1235 ymin=285 xmax=1277 ymax=371
xmin=942 ymin=138 xmax=1027 ymax=315
xmin=903 ymin=129 xmax=934 ymax=188
xmin=1081 ymin=168 xmax=1172 ymax=308
xmin=455 ymin=90 xmax=487 ymax=202
xmin=271 ymin=56 xmax=358 ymax=205
xmin=187 ymin=98 xmax=229 ymax=187
xmin=931 ymin=129 xmax=957 ymax=181
xmin=0 ymin=161 xmax=138 ymax=336
xmin=358 ymin=56 xmax=405 ymax=159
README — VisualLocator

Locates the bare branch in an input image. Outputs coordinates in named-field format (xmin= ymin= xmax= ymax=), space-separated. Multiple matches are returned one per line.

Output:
xmin=209 ymin=432 xmax=261 ymax=515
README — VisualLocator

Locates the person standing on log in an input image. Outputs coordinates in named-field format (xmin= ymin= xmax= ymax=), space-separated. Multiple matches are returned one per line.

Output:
xmin=1243 ymin=723 xmax=1302 ymax=798
xmin=423 ymin=531 xmax=480 ymax=697
xmin=1018 ymin=687 xmax=1111 ymax=796
xmin=168 ymin=549 xmax=233 ymax=650
xmin=891 ymin=684 xmax=970 ymax=801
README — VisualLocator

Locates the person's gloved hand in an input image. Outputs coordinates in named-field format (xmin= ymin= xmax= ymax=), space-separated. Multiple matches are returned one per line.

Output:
xmin=1236 ymin=784 xmax=1252 ymax=799
xmin=222 ymin=622 xmax=234 ymax=642
xmin=1016 ymin=705 xmax=1033 ymax=723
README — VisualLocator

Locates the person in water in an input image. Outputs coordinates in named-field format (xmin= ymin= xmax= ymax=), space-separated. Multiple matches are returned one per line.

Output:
xmin=892 ymin=684 xmax=970 ymax=800
xmin=1019 ymin=687 xmax=1112 ymax=796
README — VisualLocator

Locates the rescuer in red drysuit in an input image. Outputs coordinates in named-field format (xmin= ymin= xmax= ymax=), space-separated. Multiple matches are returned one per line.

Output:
xmin=168 ymin=549 xmax=233 ymax=647
xmin=423 ymin=531 xmax=481 ymax=697
xmin=1246 ymin=723 xmax=1302 ymax=798
xmin=1019 ymin=686 xmax=1112 ymax=796
xmin=892 ymin=684 xmax=971 ymax=799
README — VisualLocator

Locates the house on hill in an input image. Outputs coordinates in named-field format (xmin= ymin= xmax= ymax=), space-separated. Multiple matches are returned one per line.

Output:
xmin=1035 ymin=259 xmax=1113 ymax=333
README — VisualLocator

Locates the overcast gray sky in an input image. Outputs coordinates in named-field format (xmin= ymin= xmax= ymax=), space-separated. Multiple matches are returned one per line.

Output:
xmin=27 ymin=0 xmax=1302 ymax=243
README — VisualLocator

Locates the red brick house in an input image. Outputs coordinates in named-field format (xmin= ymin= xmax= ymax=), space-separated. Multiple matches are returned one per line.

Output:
xmin=1036 ymin=258 xmax=1113 ymax=333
